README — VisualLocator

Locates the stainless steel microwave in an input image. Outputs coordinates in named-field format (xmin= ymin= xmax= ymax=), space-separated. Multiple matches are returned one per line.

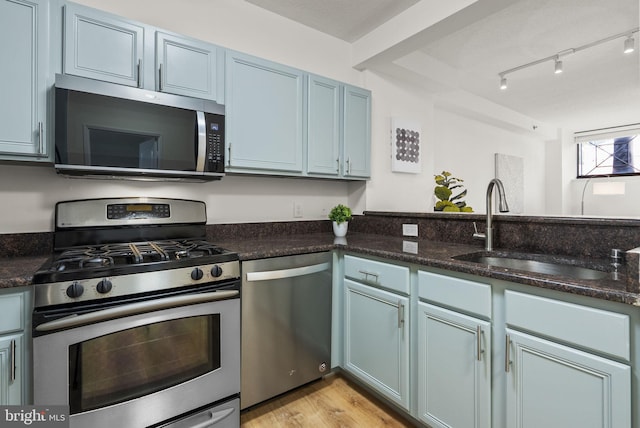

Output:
xmin=54 ymin=74 xmax=225 ymax=181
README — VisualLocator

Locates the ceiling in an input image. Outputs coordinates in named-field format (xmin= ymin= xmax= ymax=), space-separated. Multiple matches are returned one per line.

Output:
xmin=246 ymin=0 xmax=639 ymax=131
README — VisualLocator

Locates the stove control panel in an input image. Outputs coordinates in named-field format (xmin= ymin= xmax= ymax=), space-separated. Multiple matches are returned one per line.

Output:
xmin=34 ymin=261 xmax=240 ymax=308
xmin=107 ymin=203 xmax=170 ymax=220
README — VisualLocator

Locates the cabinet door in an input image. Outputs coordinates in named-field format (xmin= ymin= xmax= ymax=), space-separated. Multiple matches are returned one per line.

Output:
xmin=307 ymin=75 xmax=340 ymax=176
xmin=156 ymin=32 xmax=218 ymax=100
xmin=418 ymin=302 xmax=491 ymax=428
xmin=506 ymin=329 xmax=630 ymax=428
xmin=0 ymin=334 xmax=23 ymax=405
xmin=342 ymin=85 xmax=371 ymax=178
xmin=0 ymin=0 xmax=48 ymax=159
xmin=64 ymin=3 xmax=144 ymax=87
xmin=225 ymin=51 xmax=304 ymax=173
xmin=343 ymin=279 xmax=409 ymax=410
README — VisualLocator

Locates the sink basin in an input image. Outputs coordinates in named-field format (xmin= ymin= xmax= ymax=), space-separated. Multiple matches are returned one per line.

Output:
xmin=453 ymin=252 xmax=610 ymax=280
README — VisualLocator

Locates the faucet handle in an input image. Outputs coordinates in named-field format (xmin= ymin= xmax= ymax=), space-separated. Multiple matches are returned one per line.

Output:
xmin=472 ymin=222 xmax=486 ymax=240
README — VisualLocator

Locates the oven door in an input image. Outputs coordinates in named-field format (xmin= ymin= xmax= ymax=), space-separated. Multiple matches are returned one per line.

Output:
xmin=33 ymin=293 xmax=239 ymax=428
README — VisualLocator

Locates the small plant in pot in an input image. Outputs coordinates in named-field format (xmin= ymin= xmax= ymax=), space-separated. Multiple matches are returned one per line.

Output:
xmin=328 ymin=204 xmax=352 ymax=237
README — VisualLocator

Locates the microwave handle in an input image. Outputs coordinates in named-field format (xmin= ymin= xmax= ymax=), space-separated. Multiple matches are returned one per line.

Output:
xmin=195 ymin=111 xmax=206 ymax=172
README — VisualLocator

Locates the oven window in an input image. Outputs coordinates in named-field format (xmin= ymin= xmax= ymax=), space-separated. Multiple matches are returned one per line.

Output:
xmin=68 ymin=315 xmax=220 ymax=414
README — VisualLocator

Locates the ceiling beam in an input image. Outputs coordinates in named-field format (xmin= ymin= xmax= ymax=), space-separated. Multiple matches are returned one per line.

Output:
xmin=351 ymin=0 xmax=515 ymax=70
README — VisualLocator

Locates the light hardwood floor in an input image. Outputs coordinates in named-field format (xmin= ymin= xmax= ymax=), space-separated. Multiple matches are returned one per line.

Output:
xmin=240 ymin=374 xmax=414 ymax=427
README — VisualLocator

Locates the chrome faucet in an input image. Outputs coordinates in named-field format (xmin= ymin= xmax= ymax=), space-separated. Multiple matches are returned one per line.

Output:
xmin=473 ymin=178 xmax=509 ymax=251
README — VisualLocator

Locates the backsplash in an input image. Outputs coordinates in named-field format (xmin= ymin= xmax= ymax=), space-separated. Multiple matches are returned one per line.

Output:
xmin=0 ymin=232 xmax=52 ymax=258
xmin=3 ymin=213 xmax=640 ymax=263
xmin=355 ymin=211 xmax=640 ymax=260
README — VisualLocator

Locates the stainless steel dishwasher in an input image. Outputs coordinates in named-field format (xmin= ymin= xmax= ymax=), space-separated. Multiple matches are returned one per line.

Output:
xmin=241 ymin=252 xmax=332 ymax=409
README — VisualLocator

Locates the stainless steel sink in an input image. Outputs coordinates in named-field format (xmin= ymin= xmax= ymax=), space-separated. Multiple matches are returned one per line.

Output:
xmin=453 ymin=252 xmax=610 ymax=280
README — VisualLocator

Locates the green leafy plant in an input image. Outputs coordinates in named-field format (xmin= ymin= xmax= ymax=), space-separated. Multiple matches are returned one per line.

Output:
xmin=433 ymin=171 xmax=473 ymax=212
xmin=328 ymin=204 xmax=352 ymax=224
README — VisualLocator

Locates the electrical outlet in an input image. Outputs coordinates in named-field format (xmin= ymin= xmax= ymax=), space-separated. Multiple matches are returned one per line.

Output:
xmin=293 ymin=202 xmax=303 ymax=218
xmin=402 ymin=224 xmax=418 ymax=237
xmin=402 ymin=240 xmax=418 ymax=254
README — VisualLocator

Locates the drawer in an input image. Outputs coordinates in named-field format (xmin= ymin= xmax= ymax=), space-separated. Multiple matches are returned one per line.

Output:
xmin=344 ymin=255 xmax=409 ymax=294
xmin=0 ymin=292 xmax=24 ymax=334
xmin=418 ymin=271 xmax=491 ymax=319
xmin=505 ymin=290 xmax=630 ymax=361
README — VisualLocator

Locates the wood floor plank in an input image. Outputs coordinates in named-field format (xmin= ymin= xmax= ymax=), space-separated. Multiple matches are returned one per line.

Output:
xmin=240 ymin=374 xmax=414 ymax=427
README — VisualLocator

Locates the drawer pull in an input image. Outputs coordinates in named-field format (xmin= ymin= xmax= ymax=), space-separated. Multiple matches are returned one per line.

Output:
xmin=358 ymin=270 xmax=379 ymax=282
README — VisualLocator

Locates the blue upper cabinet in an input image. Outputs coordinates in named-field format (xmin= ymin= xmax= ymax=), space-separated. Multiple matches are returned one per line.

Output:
xmin=307 ymin=77 xmax=371 ymax=179
xmin=343 ymin=85 xmax=371 ymax=178
xmin=64 ymin=2 xmax=144 ymax=87
xmin=0 ymin=0 xmax=50 ymax=161
xmin=307 ymin=75 xmax=341 ymax=176
xmin=63 ymin=2 xmax=222 ymax=101
xmin=225 ymin=50 xmax=304 ymax=173
xmin=156 ymin=32 xmax=221 ymax=101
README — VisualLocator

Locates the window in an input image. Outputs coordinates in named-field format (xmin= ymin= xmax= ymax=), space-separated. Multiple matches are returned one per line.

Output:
xmin=577 ymin=125 xmax=640 ymax=177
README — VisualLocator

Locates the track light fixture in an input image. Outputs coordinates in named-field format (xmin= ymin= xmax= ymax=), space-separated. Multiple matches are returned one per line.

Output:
xmin=498 ymin=27 xmax=638 ymax=90
xmin=624 ymin=34 xmax=635 ymax=54
xmin=554 ymin=56 xmax=563 ymax=74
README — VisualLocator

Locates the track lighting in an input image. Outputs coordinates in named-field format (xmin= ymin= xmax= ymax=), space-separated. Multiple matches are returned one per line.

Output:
xmin=498 ymin=27 xmax=638 ymax=90
xmin=554 ymin=56 xmax=563 ymax=74
xmin=624 ymin=35 xmax=635 ymax=54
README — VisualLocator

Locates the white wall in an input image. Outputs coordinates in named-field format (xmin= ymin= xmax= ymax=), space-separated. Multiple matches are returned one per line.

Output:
xmin=363 ymin=71 xmax=436 ymax=213
xmin=430 ymin=109 xmax=547 ymax=215
xmin=0 ymin=164 xmax=355 ymax=232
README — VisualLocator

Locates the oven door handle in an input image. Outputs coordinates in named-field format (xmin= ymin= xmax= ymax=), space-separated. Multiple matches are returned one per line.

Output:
xmin=35 ymin=290 xmax=238 ymax=332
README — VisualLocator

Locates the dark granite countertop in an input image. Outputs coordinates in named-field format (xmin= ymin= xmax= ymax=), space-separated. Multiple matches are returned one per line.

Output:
xmin=0 ymin=255 xmax=48 ymax=289
xmin=2 ymin=232 xmax=639 ymax=306
xmin=218 ymin=232 xmax=640 ymax=306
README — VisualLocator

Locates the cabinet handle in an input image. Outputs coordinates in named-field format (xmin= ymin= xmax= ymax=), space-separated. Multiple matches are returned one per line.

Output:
xmin=477 ymin=325 xmax=483 ymax=361
xmin=159 ymin=63 xmax=163 ymax=91
xmin=10 ymin=339 xmax=16 ymax=383
xmin=136 ymin=59 xmax=142 ymax=88
xmin=397 ymin=301 xmax=405 ymax=329
xmin=346 ymin=157 xmax=351 ymax=175
xmin=38 ymin=121 xmax=43 ymax=155
xmin=358 ymin=270 xmax=379 ymax=282
xmin=227 ymin=144 xmax=231 ymax=166
xmin=505 ymin=334 xmax=511 ymax=372
xmin=336 ymin=158 xmax=340 ymax=173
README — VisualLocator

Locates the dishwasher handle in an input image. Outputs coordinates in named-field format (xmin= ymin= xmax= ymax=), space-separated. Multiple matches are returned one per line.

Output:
xmin=246 ymin=262 xmax=330 ymax=282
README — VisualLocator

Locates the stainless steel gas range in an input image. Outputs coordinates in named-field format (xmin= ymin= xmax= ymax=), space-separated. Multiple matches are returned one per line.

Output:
xmin=32 ymin=198 xmax=240 ymax=428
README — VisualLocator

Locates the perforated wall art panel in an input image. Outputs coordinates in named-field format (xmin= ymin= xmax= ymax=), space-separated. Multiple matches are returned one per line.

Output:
xmin=391 ymin=117 xmax=421 ymax=173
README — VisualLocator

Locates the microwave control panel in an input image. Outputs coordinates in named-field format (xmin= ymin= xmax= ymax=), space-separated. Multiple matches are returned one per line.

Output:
xmin=205 ymin=113 xmax=225 ymax=173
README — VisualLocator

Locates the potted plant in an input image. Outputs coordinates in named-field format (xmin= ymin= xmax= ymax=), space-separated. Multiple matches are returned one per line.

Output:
xmin=328 ymin=204 xmax=352 ymax=237
xmin=433 ymin=171 xmax=473 ymax=212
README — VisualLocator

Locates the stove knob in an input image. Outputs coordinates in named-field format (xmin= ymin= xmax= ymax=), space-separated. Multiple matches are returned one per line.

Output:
xmin=97 ymin=279 xmax=113 ymax=294
xmin=66 ymin=282 xmax=84 ymax=299
xmin=210 ymin=265 xmax=223 ymax=277
xmin=191 ymin=268 xmax=204 ymax=281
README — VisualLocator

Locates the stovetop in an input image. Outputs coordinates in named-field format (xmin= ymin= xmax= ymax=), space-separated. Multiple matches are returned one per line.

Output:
xmin=34 ymin=239 xmax=237 ymax=283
